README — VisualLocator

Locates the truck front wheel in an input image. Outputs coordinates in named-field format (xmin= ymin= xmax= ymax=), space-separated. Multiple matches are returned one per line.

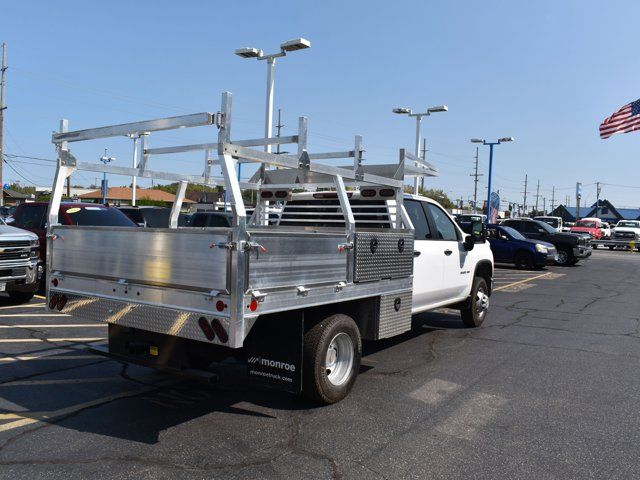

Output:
xmin=302 ymin=314 xmax=361 ymax=404
xmin=461 ymin=277 xmax=489 ymax=328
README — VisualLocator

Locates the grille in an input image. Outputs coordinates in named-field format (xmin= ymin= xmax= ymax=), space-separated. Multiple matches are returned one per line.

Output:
xmin=0 ymin=241 xmax=30 ymax=248
xmin=0 ymin=251 xmax=30 ymax=261
xmin=615 ymin=232 xmax=635 ymax=238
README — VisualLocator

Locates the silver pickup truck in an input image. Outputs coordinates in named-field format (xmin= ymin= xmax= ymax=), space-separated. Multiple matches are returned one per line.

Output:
xmin=0 ymin=218 xmax=41 ymax=303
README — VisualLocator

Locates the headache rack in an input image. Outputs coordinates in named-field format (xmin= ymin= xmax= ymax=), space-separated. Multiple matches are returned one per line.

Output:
xmin=46 ymin=91 xmax=438 ymax=348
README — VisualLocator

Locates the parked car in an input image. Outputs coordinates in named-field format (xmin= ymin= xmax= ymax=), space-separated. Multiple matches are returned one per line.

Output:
xmin=13 ymin=202 xmax=136 ymax=264
xmin=570 ymin=218 xmax=605 ymax=239
xmin=487 ymin=224 xmax=557 ymax=269
xmin=502 ymin=218 xmax=592 ymax=266
xmin=0 ymin=216 xmax=42 ymax=303
xmin=534 ymin=216 xmax=563 ymax=232
xmin=118 ymin=206 xmax=191 ymax=227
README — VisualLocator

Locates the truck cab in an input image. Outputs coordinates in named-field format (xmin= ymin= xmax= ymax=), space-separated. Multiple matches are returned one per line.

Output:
xmin=570 ymin=218 xmax=605 ymax=239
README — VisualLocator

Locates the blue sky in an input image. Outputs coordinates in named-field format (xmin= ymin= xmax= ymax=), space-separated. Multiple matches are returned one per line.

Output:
xmin=2 ymin=0 xmax=640 ymax=209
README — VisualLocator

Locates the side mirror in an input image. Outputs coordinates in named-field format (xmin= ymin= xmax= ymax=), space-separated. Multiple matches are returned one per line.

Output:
xmin=470 ymin=219 xmax=486 ymax=243
xmin=537 ymin=228 xmax=546 ymax=234
xmin=463 ymin=235 xmax=475 ymax=251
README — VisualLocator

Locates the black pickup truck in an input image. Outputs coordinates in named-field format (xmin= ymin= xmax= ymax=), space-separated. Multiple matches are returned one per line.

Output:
xmin=502 ymin=218 xmax=592 ymax=266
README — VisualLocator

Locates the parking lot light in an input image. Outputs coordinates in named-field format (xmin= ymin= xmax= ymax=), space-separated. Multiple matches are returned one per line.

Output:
xmin=394 ymin=104 xmax=448 ymax=194
xmin=471 ymin=137 xmax=514 ymax=224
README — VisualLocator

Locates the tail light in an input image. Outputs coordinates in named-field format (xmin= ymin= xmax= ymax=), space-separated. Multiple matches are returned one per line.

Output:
xmin=275 ymin=190 xmax=288 ymax=198
xmin=215 ymin=300 xmax=226 ymax=312
xmin=379 ymin=189 xmax=395 ymax=197
xmin=198 ymin=317 xmax=215 ymax=341
xmin=211 ymin=318 xmax=228 ymax=343
xmin=361 ymin=189 xmax=376 ymax=197
xmin=261 ymin=191 xmax=274 ymax=199
xmin=249 ymin=299 xmax=259 ymax=312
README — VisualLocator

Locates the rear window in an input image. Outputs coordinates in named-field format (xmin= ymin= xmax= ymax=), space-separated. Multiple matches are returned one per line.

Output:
xmin=64 ymin=206 xmax=136 ymax=226
xmin=119 ymin=208 xmax=144 ymax=225
xmin=141 ymin=208 xmax=170 ymax=228
xmin=190 ymin=213 xmax=232 ymax=228
xmin=15 ymin=205 xmax=47 ymax=229
xmin=575 ymin=220 xmax=596 ymax=228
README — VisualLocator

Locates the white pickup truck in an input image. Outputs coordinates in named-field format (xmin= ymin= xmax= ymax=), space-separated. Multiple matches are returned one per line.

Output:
xmin=45 ymin=91 xmax=494 ymax=404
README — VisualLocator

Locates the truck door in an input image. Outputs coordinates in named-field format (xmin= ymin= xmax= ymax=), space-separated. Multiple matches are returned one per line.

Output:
xmin=424 ymin=203 xmax=471 ymax=301
xmin=404 ymin=199 xmax=447 ymax=309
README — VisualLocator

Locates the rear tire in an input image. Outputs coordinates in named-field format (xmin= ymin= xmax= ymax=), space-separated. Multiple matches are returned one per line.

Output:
xmin=609 ymin=246 xmax=614 ymax=250
xmin=8 ymin=291 xmax=34 ymax=304
xmin=461 ymin=277 xmax=489 ymax=328
xmin=302 ymin=314 xmax=361 ymax=404
xmin=514 ymin=251 xmax=534 ymax=270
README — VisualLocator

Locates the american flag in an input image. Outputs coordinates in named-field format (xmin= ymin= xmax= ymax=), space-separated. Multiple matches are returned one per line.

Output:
xmin=600 ymin=99 xmax=640 ymax=139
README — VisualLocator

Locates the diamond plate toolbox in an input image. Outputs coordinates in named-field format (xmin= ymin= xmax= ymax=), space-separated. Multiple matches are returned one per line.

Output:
xmin=378 ymin=290 xmax=413 ymax=339
xmin=353 ymin=231 xmax=414 ymax=282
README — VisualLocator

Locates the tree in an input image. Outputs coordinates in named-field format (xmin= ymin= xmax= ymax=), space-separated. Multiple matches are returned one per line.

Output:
xmin=418 ymin=188 xmax=455 ymax=209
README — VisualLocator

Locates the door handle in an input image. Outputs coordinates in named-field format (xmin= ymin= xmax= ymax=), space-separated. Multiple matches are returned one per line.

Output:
xmin=444 ymin=249 xmax=453 ymax=256
xmin=413 ymin=250 xmax=421 ymax=257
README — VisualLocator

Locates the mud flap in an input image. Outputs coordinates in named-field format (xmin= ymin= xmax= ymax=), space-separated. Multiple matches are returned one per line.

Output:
xmin=244 ymin=311 xmax=304 ymax=394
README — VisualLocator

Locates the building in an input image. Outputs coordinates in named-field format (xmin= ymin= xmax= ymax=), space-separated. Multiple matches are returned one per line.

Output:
xmin=2 ymin=188 xmax=32 ymax=205
xmin=550 ymin=199 xmax=640 ymax=222
xmin=79 ymin=187 xmax=195 ymax=206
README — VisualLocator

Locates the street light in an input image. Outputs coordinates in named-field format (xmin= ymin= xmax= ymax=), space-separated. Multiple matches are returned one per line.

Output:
xmin=99 ymin=148 xmax=115 ymax=205
xmin=470 ymin=137 xmax=514 ymax=224
xmin=393 ymin=104 xmax=448 ymax=194
xmin=235 ymin=37 xmax=311 ymax=154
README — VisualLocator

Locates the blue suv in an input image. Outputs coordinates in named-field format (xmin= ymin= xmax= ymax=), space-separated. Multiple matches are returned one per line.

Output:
xmin=487 ymin=224 xmax=557 ymax=269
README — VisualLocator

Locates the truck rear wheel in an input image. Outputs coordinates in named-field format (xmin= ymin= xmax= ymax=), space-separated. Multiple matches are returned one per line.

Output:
xmin=8 ymin=291 xmax=34 ymax=304
xmin=461 ymin=277 xmax=489 ymax=328
xmin=302 ymin=314 xmax=361 ymax=404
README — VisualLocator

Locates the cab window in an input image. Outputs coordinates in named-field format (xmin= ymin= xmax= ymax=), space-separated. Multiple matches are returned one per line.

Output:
xmin=425 ymin=203 xmax=459 ymax=241
xmin=404 ymin=200 xmax=431 ymax=240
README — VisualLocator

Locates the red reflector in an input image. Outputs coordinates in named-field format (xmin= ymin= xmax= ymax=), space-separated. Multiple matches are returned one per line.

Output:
xmin=215 ymin=300 xmax=226 ymax=312
xmin=379 ymin=188 xmax=394 ymax=197
xmin=198 ymin=317 xmax=215 ymax=341
xmin=48 ymin=294 xmax=59 ymax=310
xmin=249 ymin=300 xmax=258 ymax=312
xmin=211 ymin=318 xmax=228 ymax=343
xmin=51 ymin=278 xmax=59 ymax=287
xmin=361 ymin=189 xmax=376 ymax=197
xmin=275 ymin=190 xmax=288 ymax=198
xmin=261 ymin=191 xmax=274 ymax=199
xmin=56 ymin=295 xmax=67 ymax=311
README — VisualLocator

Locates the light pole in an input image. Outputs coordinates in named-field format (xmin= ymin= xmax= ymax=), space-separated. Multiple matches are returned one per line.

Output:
xmin=393 ymin=105 xmax=448 ymax=194
xmin=235 ymin=38 xmax=311 ymax=154
xmin=470 ymin=137 xmax=514 ymax=224
xmin=99 ymin=148 xmax=115 ymax=205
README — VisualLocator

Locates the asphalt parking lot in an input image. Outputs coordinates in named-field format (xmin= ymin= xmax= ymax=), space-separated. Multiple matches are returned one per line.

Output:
xmin=1 ymin=249 xmax=640 ymax=479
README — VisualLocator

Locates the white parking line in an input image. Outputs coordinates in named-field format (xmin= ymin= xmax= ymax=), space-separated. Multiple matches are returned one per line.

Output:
xmin=0 ymin=324 xmax=104 ymax=328
xmin=435 ymin=392 xmax=509 ymax=441
xmin=0 ymin=354 xmax=100 ymax=364
xmin=0 ymin=304 xmax=45 ymax=310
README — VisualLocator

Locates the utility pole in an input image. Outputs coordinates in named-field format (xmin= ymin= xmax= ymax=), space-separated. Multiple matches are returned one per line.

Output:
xmin=0 ymin=43 xmax=7 ymax=207
xmin=543 ymin=197 xmax=546 ymax=215
xmin=420 ymin=138 xmax=427 ymax=192
xmin=550 ymin=186 xmax=555 ymax=213
xmin=275 ymin=108 xmax=285 ymax=155
xmin=469 ymin=146 xmax=483 ymax=213
xmin=522 ymin=174 xmax=528 ymax=216
xmin=534 ymin=179 xmax=540 ymax=214
xmin=596 ymin=182 xmax=602 ymax=218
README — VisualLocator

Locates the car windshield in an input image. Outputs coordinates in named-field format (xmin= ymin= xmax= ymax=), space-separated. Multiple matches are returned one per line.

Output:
xmin=533 ymin=220 xmax=556 ymax=234
xmin=501 ymin=226 xmax=526 ymax=240
xmin=65 ymin=206 xmax=136 ymax=226
xmin=537 ymin=217 xmax=559 ymax=228
xmin=617 ymin=221 xmax=640 ymax=228
xmin=575 ymin=220 xmax=597 ymax=228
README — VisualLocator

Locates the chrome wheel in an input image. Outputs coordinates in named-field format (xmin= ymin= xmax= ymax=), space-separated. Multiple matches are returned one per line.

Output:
xmin=556 ymin=250 xmax=569 ymax=265
xmin=325 ymin=332 xmax=354 ymax=386
xmin=475 ymin=286 xmax=489 ymax=321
